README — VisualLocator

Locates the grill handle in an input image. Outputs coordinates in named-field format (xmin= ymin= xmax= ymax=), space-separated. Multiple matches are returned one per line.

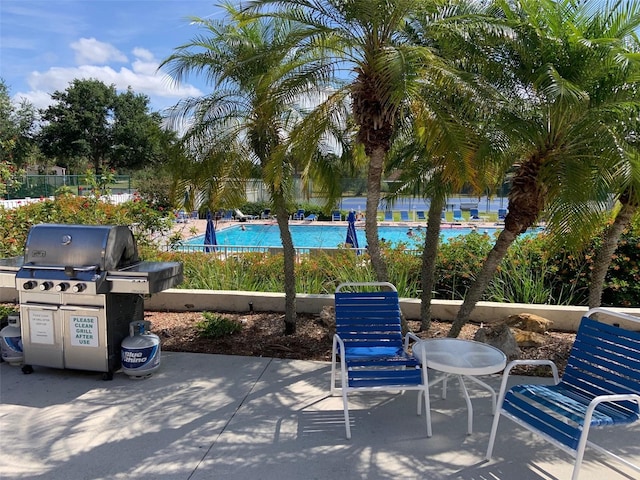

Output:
xmin=104 ymin=276 xmax=146 ymax=282
xmin=22 ymin=264 xmax=99 ymax=272
xmin=21 ymin=303 xmax=58 ymax=310
xmin=59 ymin=305 xmax=101 ymax=312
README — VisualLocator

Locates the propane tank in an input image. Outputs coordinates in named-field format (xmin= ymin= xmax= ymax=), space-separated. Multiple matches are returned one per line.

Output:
xmin=1 ymin=314 xmax=23 ymax=365
xmin=121 ymin=320 xmax=161 ymax=379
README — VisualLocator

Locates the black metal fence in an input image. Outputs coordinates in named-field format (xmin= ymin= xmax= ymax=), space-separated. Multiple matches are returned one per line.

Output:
xmin=5 ymin=175 xmax=133 ymax=199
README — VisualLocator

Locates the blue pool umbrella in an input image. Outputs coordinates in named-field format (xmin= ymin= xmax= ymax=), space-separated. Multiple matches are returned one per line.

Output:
xmin=204 ymin=211 xmax=218 ymax=253
xmin=345 ymin=211 xmax=359 ymax=250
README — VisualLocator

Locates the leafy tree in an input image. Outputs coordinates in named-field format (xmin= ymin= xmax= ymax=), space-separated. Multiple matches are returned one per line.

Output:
xmin=39 ymin=79 xmax=116 ymax=172
xmin=0 ymin=79 xmax=39 ymax=167
xmin=448 ymin=0 xmax=640 ymax=336
xmin=110 ymin=88 xmax=169 ymax=172
xmin=587 ymin=114 xmax=640 ymax=307
xmin=38 ymin=79 xmax=169 ymax=173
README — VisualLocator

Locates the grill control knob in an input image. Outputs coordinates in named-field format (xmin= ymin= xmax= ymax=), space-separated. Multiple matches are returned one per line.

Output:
xmin=55 ymin=282 xmax=70 ymax=292
xmin=39 ymin=281 xmax=54 ymax=291
xmin=71 ymin=283 xmax=86 ymax=293
xmin=22 ymin=281 xmax=37 ymax=290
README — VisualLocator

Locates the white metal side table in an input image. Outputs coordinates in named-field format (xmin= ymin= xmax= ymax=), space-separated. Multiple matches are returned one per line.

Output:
xmin=414 ymin=338 xmax=507 ymax=434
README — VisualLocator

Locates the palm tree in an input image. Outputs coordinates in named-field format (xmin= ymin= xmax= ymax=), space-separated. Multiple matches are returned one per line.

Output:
xmin=587 ymin=130 xmax=640 ymax=308
xmin=162 ymin=134 xmax=251 ymax=213
xmin=389 ymin=102 xmax=506 ymax=330
xmin=449 ymin=0 xmax=640 ymax=337
xmin=383 ymin=1 xmax=510 ymax=330
xmin=161 ymin=5 xmax=339 ymax=334
xmin=246 ymin=0 xmax=466 ymax=283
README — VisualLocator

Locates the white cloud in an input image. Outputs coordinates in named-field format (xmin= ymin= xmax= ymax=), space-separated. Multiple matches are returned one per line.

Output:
xmin=132 ymin=47 xmax=155 ymax=62
xmin=13 ymin=46 xmax=202 ymax=112
xmin=70 ymin=37 xmax=128 ymax=65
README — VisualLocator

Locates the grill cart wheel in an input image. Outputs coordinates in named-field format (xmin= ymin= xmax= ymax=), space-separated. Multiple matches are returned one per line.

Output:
xmin=21 ymin=364 xmax=33 ymax=374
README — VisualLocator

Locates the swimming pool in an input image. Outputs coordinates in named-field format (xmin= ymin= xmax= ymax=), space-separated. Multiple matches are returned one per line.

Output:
xmin=185 ymin=223 xmax=513 ymax=249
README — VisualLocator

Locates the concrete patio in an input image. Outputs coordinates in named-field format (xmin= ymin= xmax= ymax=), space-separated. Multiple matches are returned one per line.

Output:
xmin=1 ymin=352 xmax=638 ymax=479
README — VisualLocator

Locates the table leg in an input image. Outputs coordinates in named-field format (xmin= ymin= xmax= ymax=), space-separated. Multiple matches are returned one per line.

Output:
xmin=428 ymin=373 xmax=449 ymax=399
xmin=464 ymin=375 xmax=497 ymax=413
xmin=457 ymin=375 xmax=473 ymax=434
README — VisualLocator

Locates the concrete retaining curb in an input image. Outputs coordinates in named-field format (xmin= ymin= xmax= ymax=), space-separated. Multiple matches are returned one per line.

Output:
xmin=2 ymin=287 xmax=637 ymax=332
xmin=144 ymin=288 xmax=640 ymax=332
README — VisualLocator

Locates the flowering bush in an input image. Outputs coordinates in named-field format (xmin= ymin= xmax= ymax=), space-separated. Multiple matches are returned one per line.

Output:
xmin=0 ymin=160 xmax=24 ymax=198
xmin=0 ymin=194 xmax=173 ymax=258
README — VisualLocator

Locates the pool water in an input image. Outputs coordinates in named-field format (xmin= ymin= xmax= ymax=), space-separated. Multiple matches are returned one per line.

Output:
xmin=186 ymin=223 xmax=511 ymax=249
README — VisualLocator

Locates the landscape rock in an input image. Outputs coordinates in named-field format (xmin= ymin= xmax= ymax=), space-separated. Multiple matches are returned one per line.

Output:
xmin=511 ymin=328 xmax=548 ymax=347
xmin=319 ymin=305 xmax=335 ymax=328
xmin=473 ymin=323 xmax=520 ymax=361
xmin=505 ymin=313 xmax=553 ymax=333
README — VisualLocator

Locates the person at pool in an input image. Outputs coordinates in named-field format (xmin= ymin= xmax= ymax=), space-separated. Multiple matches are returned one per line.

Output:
xmin=406 ymin=227 xmax=413 ymax=237
xmin=241 ymin=224 xmax=246 ymax=231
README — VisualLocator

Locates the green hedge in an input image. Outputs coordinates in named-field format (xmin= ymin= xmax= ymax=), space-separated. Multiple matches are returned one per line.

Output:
xmin=155 ymin=228 xmax=640 ymax=307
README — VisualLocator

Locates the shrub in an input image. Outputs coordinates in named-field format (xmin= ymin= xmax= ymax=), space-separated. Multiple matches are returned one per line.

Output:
xmin=4 ymin=193 xmax=640 ymax=307
xmin=195 ymin=312 xmax=243 ymax=338
xmin=0 ymin=305 xmax=18 ymax=326
xmin=0 ymin=193 xmax=173 ymax=258
xmin=433 ymin=231 xmax=494 ymax=299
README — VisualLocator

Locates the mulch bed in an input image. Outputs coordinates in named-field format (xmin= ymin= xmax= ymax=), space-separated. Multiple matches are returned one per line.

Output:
xmin=146 ymin=310 xmax=575 ymax=377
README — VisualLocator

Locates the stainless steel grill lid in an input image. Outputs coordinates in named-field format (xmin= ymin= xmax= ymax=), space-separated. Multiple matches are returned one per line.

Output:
xmin=23 ymin=224 xmax=139 ymax=271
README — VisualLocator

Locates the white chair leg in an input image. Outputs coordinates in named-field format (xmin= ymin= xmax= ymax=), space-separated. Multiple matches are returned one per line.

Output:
xmin=571 ymin=423 xmax=591 ymax=480
xmin=330 ymin=357 xmax=337 ymax=395
xmin=423 ymin=389 xmax=432 ymax=437
xmin=342 ymin=388 xmax=351 ymax=439
xmin=485 ymin=409 xmax=502 ymax=460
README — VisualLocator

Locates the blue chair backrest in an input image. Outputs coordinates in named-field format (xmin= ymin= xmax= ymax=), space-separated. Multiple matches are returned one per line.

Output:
xmin=470 ymin=208 xmax=479 ymax=218
xmin=453 ymin=209 xmax=462 ymax=219
xmin=563 ymin=317 xmax=640 ymax=410
xmin=498 ymin=208 xmax=507 ymax=219
xmin=384 ymin=211 xmax=393 ymax=221
xmin=335 ymin=290 xmax=404 ymax=357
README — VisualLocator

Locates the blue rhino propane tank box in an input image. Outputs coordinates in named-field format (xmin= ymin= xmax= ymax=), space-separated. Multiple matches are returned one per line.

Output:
xmin=121 ymin=320 xmax=160 ymax=379
xmin=1 ymin=313 xmax=23 ymax=365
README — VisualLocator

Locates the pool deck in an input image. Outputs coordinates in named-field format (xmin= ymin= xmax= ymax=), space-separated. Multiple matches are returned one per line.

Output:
xmin=2 ymin=353 xmax=638 ymax=480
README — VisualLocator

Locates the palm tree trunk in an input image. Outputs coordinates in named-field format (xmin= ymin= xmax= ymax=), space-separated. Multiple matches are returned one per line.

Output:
xmin=447 ymin=153 xmax=546 ymax=337
xmin=273 ymin=193 xmax=297 ymax=335
xmin=365 ymin=145 xmax=388 ymax=282
xmin=588 ymin=200 xmax=638 ymax=308
xmin=420 ymin=195 xmax=446 ymax=331
xmin=448 ymin=225 xmax=519 ymax=338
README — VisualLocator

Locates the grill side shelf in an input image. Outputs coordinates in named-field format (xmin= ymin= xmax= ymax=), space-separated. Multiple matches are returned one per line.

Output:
xmin=106 ymin=261 xmax=183 ymax=294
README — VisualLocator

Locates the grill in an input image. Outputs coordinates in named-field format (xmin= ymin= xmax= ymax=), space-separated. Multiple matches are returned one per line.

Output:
xmin=0 ymin=224 xmax=183 ymax=379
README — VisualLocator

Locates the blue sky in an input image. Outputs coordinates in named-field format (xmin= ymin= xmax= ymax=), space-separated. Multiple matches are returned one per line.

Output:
xmin=1 ymin=0 xmax=230 ymax=113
